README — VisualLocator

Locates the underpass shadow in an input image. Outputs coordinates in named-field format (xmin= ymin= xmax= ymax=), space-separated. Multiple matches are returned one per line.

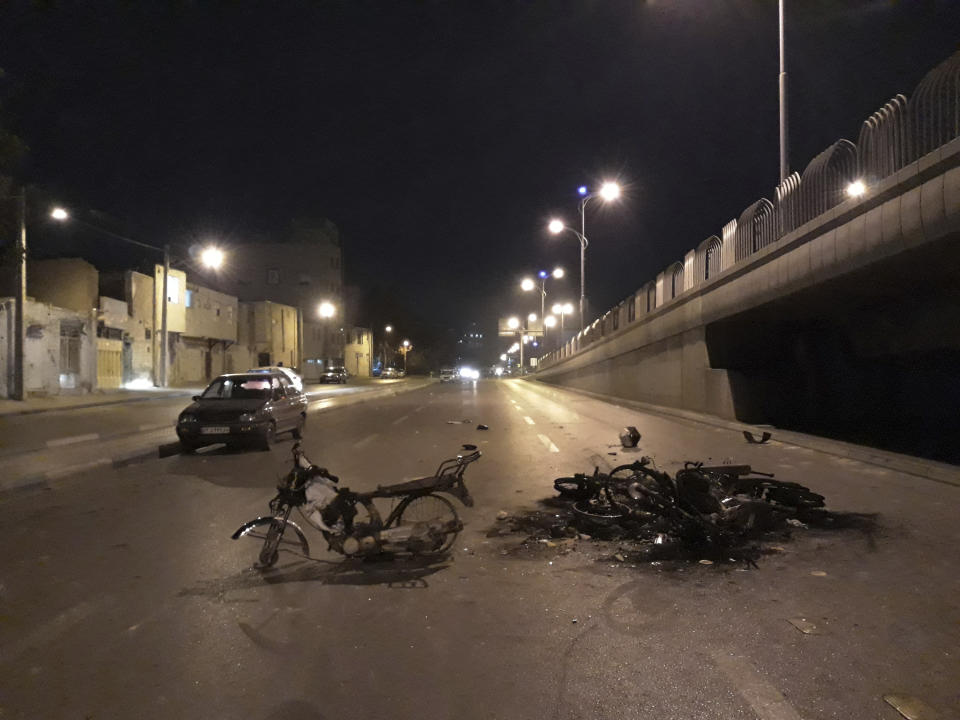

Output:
xmin=179 ymin=553 xmax=450 ymax=599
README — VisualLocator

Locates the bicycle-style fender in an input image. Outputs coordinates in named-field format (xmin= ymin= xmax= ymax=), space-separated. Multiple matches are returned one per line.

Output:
xmin=231 ymin=516 xmax=311 ymax=557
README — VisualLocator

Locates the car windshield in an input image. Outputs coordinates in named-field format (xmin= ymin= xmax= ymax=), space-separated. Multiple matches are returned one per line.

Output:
xmin=200 ymin=376 xmax=273 ymax=400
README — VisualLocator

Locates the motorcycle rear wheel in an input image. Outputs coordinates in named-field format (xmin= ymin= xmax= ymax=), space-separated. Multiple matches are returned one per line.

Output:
xmin=395 ymin=494 xmax=460 ymax=555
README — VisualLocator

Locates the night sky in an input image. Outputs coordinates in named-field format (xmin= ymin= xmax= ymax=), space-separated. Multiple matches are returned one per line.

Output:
xmin=1 ymin=0 xmax=957 ymax=353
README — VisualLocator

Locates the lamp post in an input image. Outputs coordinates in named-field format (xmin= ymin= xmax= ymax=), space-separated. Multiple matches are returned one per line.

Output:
xmin=779 ymin=0 xmax=789 ymax=182
xmin=549 ymin=181 xmax=620 ymax=332
xmin=551 ymin=301 xmax=575 ymax=350
xmin=400 ymin=339 xmax=411 ymax=374
xmin=50 ymin=207 xmax=224 ymax=387
xmin=521 ymin=267 xmax=564 ymax=327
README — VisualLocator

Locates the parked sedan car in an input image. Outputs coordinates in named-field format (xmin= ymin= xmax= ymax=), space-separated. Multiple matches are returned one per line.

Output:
xmin=247 ymin=365 xmax=303 ymax=392
xmin=319 ymin=366 xmax=349 ymax=384
xmin=176 ymin=372 xmax=308 ymax=452
xmin=380 ymin=367 xmax=400 ymax=379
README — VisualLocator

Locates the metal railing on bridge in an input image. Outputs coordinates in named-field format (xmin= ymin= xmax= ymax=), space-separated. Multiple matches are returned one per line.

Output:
xmin=540 ymin=50 xmax=960 ymax=370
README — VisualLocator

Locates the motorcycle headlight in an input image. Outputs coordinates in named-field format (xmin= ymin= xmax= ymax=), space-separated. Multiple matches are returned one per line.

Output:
xmin=239 ymin=412 xmax=257 ymax=423
xmin=179 ymin=414 xmax=197 ymax=424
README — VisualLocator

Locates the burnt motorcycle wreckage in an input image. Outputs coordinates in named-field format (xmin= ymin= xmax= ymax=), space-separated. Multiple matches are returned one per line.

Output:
xmin=552 ymin=457 xmax=825 ymax=550
xmin=232 ymin=442 xmax=481 ymax=568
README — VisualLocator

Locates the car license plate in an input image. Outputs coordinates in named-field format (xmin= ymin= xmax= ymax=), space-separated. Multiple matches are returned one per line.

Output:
xmin=201 ymin=426 xmax=230 ymax=434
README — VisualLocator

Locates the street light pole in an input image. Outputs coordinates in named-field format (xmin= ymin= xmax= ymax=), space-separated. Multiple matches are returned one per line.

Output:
xmin=13 ymin=190 xmax=26 ymax=400
xmin=160 ymin=244 xmax=170 ymax=388
xmin=779 ymin=0 xmax=789 ymax=182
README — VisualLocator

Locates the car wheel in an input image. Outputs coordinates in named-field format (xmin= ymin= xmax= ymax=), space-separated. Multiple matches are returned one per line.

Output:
xmin=259 ymin=422 xmax=276 ymax=451
xmin=292 ymin=414 xmax=305 ymax=440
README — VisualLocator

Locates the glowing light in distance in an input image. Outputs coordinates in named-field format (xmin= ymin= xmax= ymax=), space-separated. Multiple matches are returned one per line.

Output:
xmin=548 ymin=219 xmax=564 ymax=234
xmin=544 ymin=315 xmax=557 ymax=328
xmin=459 ymin=367 xmax=479 ymax=380
xmin=507 ymin=316 xmax=520 ymax=330
xmin=528 ymin=313 xmax=537 ymax=323
xmin=552 ymin=303 xmax=562 ymax=315
xmin=50 ymin=207 xmax=69 ymax=221
xmin=200 ymin=246 xmax=224 ymax=269
xmin=538 ymin=270 xmax=548 ymax=279
xmin=846 ymin=180 xmax=866 ymax=198
xmin=494 ymin=367 xmax=504 ymax=377
xmin=552 ymin=267 xmax=564 ymax=279
xmin=599 ymin=182 xmax=621 ymax=201
xmin=499 ymin=354 xmax=507 ymax=361
xmin=318 ymin=301 xmax=336 ymax=318
xmin=520 ymin=278 xmax=535 ymax=292
xmin=577 ymin=186 xmax=588 ymax=196
xmin=562 ymin=302 xmax=574 ymax=314
xmin=402 ymin=339 xmax=411 ymax=348
xmin=385 ymin=325 xmax=393 ymax=333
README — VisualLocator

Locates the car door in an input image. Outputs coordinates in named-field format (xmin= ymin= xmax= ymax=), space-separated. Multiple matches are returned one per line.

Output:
xmin=277 ymin=375 xmax=301 ymax=430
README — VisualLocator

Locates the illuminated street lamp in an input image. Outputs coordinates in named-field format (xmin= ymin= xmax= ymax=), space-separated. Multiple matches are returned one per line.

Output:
xmin=50 ymin=207 xmax=69 ymax=221
xmin=400 ymin=339 xmax=412 ymax=373
xmin=551 ymin=301 xmax=575 ymax=348
xmin=548 ymin=180 xmax=621 ymax=332
xmin=522 ymin=267 xmax=565 ymax=323
xmin=385 ymin=324 xmax=393 ymax=333
xmin=200 ymin=246 xmax=224 ymax=270
xmin=846 ymin=180 xmax=866 ymax=198
xmin=318 ymin=301 xmax=336 ymax=318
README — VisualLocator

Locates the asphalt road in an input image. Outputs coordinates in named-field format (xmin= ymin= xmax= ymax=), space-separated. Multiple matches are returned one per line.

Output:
xmin=0 ymin=379 xmax=957 ymax=720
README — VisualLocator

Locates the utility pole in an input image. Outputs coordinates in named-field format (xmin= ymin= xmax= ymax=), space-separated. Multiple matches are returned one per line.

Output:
xmin=779 ymin=0 xmax=789 ymax=182
xmin=13 ymin=190 xmax=26 ymax=400
xmin=160 ymin=244 xmax=170 ymax=388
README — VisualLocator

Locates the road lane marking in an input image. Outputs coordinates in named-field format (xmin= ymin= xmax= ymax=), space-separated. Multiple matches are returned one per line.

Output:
xmin=515 ymin=406 xmax=524 ymax=411
xmin=138 ymin=423 xmax=170 ymax=432
xmin=412 ymin=406 xmax=425 ymax=413
xmin=537 ymin=434 xmax=560 ymax=452
xmin=523 ymin=416 xmax=535 ymax=425
xmin=712 ymin=651 xmax=803 ymax=720
xmin=353 ymin=433 xmax=379 ymax=448
xmin=391 ymin=414 xmax=409 ymax=425
xmin=46 ymin=433 xmax=99 ymax=448
xmin=0 ymin=597 xmax=108 ymax=664
xmin=45 ymin=458 xmax=112 ymax=480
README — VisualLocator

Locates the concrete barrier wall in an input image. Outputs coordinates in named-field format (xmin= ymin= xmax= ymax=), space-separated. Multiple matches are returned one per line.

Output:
xmin=536 ymin=139 xmax=960 ymax=421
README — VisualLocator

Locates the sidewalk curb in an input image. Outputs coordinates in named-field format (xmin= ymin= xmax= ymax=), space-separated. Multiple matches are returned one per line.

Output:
xmin=0 ymin=391 xmax=197 ymax=418
xmin=527 ymin=378 xmax=960 ymax=487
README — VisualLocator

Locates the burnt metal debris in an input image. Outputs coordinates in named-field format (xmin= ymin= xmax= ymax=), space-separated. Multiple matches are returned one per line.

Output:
xmin=619 ymin=426 xmax=641 ymax=448
xmin=507 ymin=456 xmax=833 ymax=562
xmin=743 ymin=430 xmax=772 ymax=444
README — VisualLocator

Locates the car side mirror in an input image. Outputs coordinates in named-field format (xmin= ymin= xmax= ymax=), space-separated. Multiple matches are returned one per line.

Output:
xmin=192 ymin=395 xmax=201 ymax=401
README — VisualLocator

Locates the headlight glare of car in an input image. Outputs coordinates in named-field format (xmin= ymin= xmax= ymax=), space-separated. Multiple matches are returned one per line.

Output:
xmin=239 ymin=412 xmax=257 ymax=423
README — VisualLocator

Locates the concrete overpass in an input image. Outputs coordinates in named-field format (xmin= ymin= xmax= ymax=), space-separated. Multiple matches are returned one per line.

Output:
xmin=536 ymin=51 xmax=960 ymax=463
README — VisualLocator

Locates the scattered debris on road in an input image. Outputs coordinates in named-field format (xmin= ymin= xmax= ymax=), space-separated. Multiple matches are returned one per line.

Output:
xmin=619 ymin=426 xmax=641 ymax=448
xmin=787 ymin=617 xmax=821 ymax=635
xmin=743 ymin=430 xmax=772 ymax=444
xmin=446 ymin=419 xmax=472 ymax=424
xmin=489 ymin=455 xmax=877 ymax=567
xmin=477 ymin=424 xmax=489 ymax=430
xmin=883 ymin=694 xmax=942 ymax=720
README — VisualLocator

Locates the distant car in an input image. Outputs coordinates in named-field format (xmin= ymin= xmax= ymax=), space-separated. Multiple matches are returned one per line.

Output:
xmin=439 ymin=367 xmax=457 ymax=382
xmin=381 ymin=367 xmax=400 ymax=379
xmin=319 ymin=366 xmax=349 ymax=384
xmin=248 ymin=365 xmax=303 ymax=392
xmin=177 ymin=372 xmax=307 ymax=452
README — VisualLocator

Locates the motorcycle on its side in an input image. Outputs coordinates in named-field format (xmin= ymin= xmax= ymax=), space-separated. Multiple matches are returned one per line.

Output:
xmin=232 ymin=442 xmax=481 ymax=568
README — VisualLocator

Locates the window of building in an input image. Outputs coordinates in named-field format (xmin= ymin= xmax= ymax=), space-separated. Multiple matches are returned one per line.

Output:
xmin=145 ymin=328 xmax=152 ymax=340
xmin=185 ymin=289 xmax=193 ymax=308
xmin=60 ymin=323 xmax=82 ymax=374
xmin=267 ymin=269 xmax=280 ymax=285
xmin=215 ymin=304 xmax=221 ymax=317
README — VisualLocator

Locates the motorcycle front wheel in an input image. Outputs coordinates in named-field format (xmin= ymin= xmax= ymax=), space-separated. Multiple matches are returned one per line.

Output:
xmin=395 ymin=494 xmax=460 ymax=555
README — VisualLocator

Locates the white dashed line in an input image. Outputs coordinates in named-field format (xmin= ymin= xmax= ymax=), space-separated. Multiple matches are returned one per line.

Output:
xmin=391 ymin=414 xmax=409 ymax=425
xmin=353 ymin=433 xmax=380 ymax=448
xmin=138 ymin=423 xmax=169 ymax=432
xmin=412 ymin=406 xmax=425 ymax=413
xmin=46 ymin=433 xmax=100 ymax=448
xmin=45 ymin=457 xmax=112 ymax=480
xmin=537 ymin=434 xmax=560 ymax=452
xmin=712 ymin=651 xmax=803 ymax=720
xmin=523 ymin=416 xmax=535 ymax=425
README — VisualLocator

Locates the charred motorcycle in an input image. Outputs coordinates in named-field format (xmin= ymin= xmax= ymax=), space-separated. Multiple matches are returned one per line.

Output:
xmin=232 ymin=442 xmax=480 ymax=567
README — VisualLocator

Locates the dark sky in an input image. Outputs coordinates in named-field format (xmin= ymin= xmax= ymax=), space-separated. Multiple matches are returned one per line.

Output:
xmin=1 ymin=0 xmax=957 ymax=348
